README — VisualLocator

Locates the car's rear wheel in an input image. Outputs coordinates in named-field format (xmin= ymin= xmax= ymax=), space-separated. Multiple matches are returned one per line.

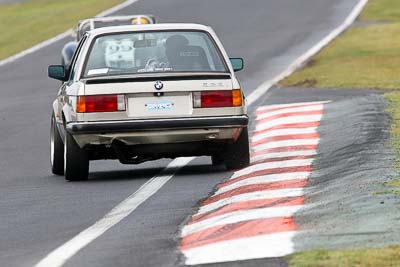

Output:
xmin=64 ymin=130 xmax=89 ymax=181
xmin=211 ymin=154 xmax=225 ymax=166
xmin=223 ymin=127 xmax=250 ymax=171
xmin=50 ymin=114 xmax=64 ymax=175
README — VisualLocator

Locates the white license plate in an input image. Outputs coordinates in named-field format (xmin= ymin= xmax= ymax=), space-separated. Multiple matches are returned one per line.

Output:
xmin=128 ymin=94 xmax=192 ymax=118
xmin=145 ymin=101 xmax=174 ymax=111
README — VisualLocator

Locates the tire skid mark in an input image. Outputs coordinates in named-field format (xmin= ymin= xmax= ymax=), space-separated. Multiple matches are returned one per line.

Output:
xmin=180 ymin=101 xmax=327 ymax=265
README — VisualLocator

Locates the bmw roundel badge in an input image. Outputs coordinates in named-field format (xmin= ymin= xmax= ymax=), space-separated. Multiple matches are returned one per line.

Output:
xmin=154 ymin=81 xmax=163 ymax=90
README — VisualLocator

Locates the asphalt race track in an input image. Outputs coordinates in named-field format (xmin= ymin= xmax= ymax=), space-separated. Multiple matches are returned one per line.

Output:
xmin=0 ymin=0 xmax=373 ymax=266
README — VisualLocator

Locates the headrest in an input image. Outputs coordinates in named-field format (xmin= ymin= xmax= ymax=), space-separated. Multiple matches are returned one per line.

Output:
xmin=165 ymin=35 xmax=189 ymax=48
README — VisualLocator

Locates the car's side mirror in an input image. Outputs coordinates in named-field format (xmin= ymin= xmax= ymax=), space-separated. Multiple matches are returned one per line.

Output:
xmin=48 ymin=65 xmax=68 ymax=81
xmin=229 ymin=58 xmax=244 ymax=72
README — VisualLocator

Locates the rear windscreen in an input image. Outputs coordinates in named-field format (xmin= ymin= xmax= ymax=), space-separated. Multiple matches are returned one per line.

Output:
xmin=83 ymin=31 xmax=228 ymax=78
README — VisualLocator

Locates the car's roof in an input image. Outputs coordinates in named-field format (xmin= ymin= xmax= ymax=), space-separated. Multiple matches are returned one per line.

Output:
xmin=88 ymin=23 xmax=212 ymax=36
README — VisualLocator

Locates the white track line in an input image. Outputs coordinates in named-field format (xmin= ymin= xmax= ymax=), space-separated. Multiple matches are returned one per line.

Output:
xmin=182 ymin=231 xmax=297 ymax=265
xmin=256 ymin=105 xmax=323 ymax=120
xmin=246 ymin=0 xmax=369 ymax=105
xmin=232 ymin=159 xmax=314 ymax=178
xmin=251 ymin=127 xmax=318 ymax=143
xmin=216 ymin=172 xmax=311 ymax=195
xmin=251 ymin=150 xmax=317 ymax=163
xmin=0 ymin=0 xmax=141 ymax=67
xmin=197 ymin=188 xmax=305 ymax=215
xmin=255 ymin=115 xmax=323 ymax=132
xmin=34 ymin=157 xmax=193 ymax=267
xmin=182 ymin=205 xmax=303 ymax=237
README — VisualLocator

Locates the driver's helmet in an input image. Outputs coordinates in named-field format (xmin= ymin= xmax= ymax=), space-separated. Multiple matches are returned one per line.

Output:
xmin=131 ymin=17 xmax=151 ymax=25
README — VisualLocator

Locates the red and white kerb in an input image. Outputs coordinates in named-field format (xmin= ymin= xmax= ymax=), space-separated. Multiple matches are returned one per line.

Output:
xmin=180 ymin=101 xmax=329 ymax=265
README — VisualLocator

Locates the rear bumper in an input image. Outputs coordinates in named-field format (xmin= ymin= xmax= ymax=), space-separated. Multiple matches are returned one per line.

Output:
xmin=66 ymin=115 xmax=249 ymax=134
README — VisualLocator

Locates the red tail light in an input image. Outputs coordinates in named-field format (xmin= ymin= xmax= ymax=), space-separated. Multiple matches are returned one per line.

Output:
xmin=193 ymin=90 xmax=243 ymax=108
xmin=201 ymin=90 xmax=232 ymax=108
xmin=77 ymin=95 xmax=126 ymax=113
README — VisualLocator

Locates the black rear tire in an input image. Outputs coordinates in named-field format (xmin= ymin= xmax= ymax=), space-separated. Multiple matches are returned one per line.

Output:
xmin=211 ymin=154 xmax=225 ymax=166
xmin=50 ymin=114 xmax=64 ymax=175
xmin=64 ymin=131 xmax=89 ymax=181
xmin=224 ymin=128 xmax=250 ymax=171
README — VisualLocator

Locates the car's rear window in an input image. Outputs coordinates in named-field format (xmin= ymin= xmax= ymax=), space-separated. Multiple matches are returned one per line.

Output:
xmin=83 ymin=31 xmax=228 ymax=77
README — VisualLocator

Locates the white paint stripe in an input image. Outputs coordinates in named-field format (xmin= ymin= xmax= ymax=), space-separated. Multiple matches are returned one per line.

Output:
xmin=216 ymin=172 xmax=311 ymax=195
xmin=34 ymin=157 xmax=194 ymax=267
xmin=255 ymin=101 xmax=328 ymax=112
xmin=251 ymin=127 xmax=318 ymax=143
xmin=251 ymin=150 xmax=317 ymax=163
xmin=183 ymin=231 xmax=297 ymax=265
xmin=246 ymin=0 xmax=369 ymax=105
xmin=197 ymin=188 xmax=304 ymax=215
xmin=256 ymin=105 xmax=323 ymax=121
xmin=0 ymin=0 xmax=141 ymax=67
xmin=252 ymin=139 xmax=319 ymax=153
xmin=182 ymin=205 xmax=303 ymax=237
xmin=255 ymin=115 xmax=323 ymax=132
xmin=232 ymin=159 xmax=314 ymax=179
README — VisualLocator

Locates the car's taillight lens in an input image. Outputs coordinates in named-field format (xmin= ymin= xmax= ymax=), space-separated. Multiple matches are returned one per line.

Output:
xmin=76 ymin=95 xmax=126 ymax=113
xmin=193 ymin=89 xmax=243 ymax=108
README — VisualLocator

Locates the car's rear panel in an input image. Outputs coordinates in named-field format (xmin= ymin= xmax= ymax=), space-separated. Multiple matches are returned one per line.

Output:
xmin=77 ymin=78 xmax=245 ymax=122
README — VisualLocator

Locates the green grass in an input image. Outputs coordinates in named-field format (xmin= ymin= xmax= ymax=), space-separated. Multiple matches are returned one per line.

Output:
xmin=289 ymin=246 xmax=400 ymax=267
xmin=0 ymin=0 xmax=123 ymax=60
xmin=281 ymin=0 xmax=400 ymax=90
xmin=361 ymin=0 xmax=400 ymax=21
